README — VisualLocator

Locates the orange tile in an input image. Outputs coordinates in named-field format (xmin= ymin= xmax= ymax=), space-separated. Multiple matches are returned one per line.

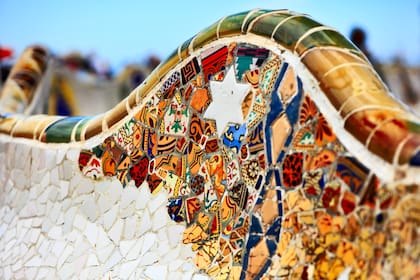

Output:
xmin=261 ymin=188 xmax=278 ymax=225
xmin=246 ymin=239 xmax=270 ymax=280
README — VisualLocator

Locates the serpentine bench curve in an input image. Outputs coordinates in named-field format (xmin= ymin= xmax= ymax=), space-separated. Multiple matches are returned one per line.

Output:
xmin=0 ymin=9 xmax=419 ymax=280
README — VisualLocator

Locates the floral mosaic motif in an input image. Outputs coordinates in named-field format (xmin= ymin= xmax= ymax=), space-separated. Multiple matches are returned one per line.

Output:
xmin=78 ymin=42 xmax=420 ymax=279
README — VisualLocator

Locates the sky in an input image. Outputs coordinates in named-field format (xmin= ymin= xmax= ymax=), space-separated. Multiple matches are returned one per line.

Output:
xmin=1 ymin=0 xmax=420 ymax=71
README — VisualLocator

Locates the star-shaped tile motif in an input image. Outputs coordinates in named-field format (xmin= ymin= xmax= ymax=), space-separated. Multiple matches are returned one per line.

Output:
xmin=204 ymin=67 xmax=251 ymax=137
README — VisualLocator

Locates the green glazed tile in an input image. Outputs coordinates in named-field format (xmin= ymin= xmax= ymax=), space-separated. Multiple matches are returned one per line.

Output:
xmin=167 ymin=48 xmax=178 ymax=63
xmin=192 ymin=21 xmax=219 ymax=51
xmin=45 ymin=116 xmax=85 ymax=143
xmin=138 ymin=69 xmax=160 ymax=99
xmin=241 ymin=9 xmax=272 ymax=33
xmin=272 ymin=16 xmax=322 ymax=50
xmin=250 ymin=13 xmax=293 ymax=39
xmin=157 ymin=48 xmax=181 ymax=80
xmin=178 ymin=36 xmax=194 ymax=61
xmin=74 ymin=116 xmax=93 ymax=141
xmin=407 ymin=120 xmax=420 ymax=134
xmin=217 ymin=10 xmax=250 ymax=37
xmin=296 ymin=29 xmax=358 ymax=55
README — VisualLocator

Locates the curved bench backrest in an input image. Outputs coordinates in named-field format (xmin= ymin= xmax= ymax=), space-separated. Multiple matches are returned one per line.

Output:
xmin=0 ymin=9 xmax=419 ymax=279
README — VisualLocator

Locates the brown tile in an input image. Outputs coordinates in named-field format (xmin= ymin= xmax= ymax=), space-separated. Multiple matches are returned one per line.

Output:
xmin=81 ymin=114 xmax=105 ymax=141
xmin=366 ymin=118 xmax=410 ymax=163
xmin=103 ymin=99 xmax=129 ymax=129
xmin=11 ymin=115 xmax=63 ymax=140
xmin=344 ymin=109 xmax=397 ymax=147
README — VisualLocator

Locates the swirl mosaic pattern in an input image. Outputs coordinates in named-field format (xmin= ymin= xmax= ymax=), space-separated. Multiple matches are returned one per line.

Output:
xmin=0 ymin=9 xmax=419 ymax=279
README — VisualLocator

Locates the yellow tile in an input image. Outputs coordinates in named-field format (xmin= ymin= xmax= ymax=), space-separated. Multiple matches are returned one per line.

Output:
xmin=301 ymin=48 xmax=385 ymax=111
xmin=279 ymin=245 xmax=298 ymax=267
xmin=11 ymin=115 xmax=62 ymax=140
xmin=0 ymin=115 xmax=21 ymax=135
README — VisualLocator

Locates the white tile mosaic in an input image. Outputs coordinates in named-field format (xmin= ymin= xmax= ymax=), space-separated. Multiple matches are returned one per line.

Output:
xmin=108 ymin=218 xmax=123 ymax=244
xmin=0 ymin=141 xmax=202 ymax=279
xmin=103 ymin=204 xmax=118 ymax=230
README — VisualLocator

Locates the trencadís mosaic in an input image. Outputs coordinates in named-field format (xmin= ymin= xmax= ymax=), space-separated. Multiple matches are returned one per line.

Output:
xmin=78 ymin=42 xmax=420 ymax=279
xmin=0 ymin=9 xmax=419 ymax=280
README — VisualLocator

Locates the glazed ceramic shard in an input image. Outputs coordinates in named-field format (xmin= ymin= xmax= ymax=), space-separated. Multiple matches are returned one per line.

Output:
xmin=1 ymin=9 xmax=419 ymax=280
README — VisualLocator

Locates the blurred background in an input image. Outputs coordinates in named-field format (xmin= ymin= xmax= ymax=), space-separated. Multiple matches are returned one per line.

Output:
xmin=1 ymin=0 xmax=419 ymax=114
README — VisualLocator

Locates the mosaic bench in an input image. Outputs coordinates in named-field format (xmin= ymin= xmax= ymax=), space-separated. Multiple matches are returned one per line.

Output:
xmin=0 ymin=9 xmax=419 ymax=280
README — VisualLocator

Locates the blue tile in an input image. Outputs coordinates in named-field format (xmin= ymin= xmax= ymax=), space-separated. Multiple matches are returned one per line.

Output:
xmin=167 ymin=197 xmax=184 ymax=222
xmin=241 ymin=234 xmax=262 ymax=280
xmin=250 ymin=215 xmax=263 ymax=234
xmin=409 ymin=150 xmax=420 ymax=166
xmin=276 ymin=189 xmax=283 ymax=216
xmin=223 ymin=123 xmax=247 ymax=153
xmin=285 ymin=77 xmax=303 ymax=126
xmin=266 ymin=216 xmax=282 ymax=240
xmin=255 ymin=174 xmax=264 ymax=190
xmin=265 ymin=63 xmax=287 ymax=165
xmin=274 ymin=169 xmax=282 ymax=186
xmin=266 ymin=238 xmax=277 ymax=255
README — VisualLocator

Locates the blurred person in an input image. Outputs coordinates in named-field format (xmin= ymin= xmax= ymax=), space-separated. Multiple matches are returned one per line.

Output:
xmin=117 ymin=54 xmax=161 ymax=100
xmin=350 ymin=27 xmax=386 ymax=82
xmin=147 ymin=55 xmax=161 ymax=71
xmin=0 ymin=45 xmax=13 ymax=84
xmin=0 ymin=64 xmax=11 ymax=84
xmin=350 ymin=27 xmax=418 ymax=111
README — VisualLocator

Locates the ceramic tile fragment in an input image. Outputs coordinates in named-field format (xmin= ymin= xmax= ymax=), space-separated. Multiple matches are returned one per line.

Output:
xmin=108 ymin=219 xmax=123 ymax=244
xmin=152 ymin=206 xmax=168 ymax=230
xmin=84 ymin=222 xmax=98 ymax=247
xmin=144 ymin=264 xmax=167 ymax=279
xmin=205 ymin=67 xmax=251 ymax=135
xmin=123 ymin=215 xmax=137 ymax=239
xmin=139 ymin=251 xmax=159 ymax=266
xmin=126 ymin=238 xmax=144 ymax=261
xmin=103 ymin=204 xmax=118 ymax=230
xmin=80 ymin=195 xmax=97 ymax=222
xmin=119 ymin=259 xmax=141 ymax=279
xmin=104 ymin=250 xmax=122 ymax=270
xmin=141 ymin=232 xmax=157 ymax=256
xmin=97 ymin=244 xmax=115 ymax=264
xmin=137 ymin=209 xmax=151 ymax=236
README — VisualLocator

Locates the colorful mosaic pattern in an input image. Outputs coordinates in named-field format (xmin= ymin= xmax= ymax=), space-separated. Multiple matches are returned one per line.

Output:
xmin=1 ymin=9 xmax=420 ymax=279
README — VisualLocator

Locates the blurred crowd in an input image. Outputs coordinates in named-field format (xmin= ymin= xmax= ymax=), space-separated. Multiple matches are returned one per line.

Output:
xmin=0 ymin=46 xmax=160 ymax=88
xmin=0 ymin=46 xmax=162 ymax=115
